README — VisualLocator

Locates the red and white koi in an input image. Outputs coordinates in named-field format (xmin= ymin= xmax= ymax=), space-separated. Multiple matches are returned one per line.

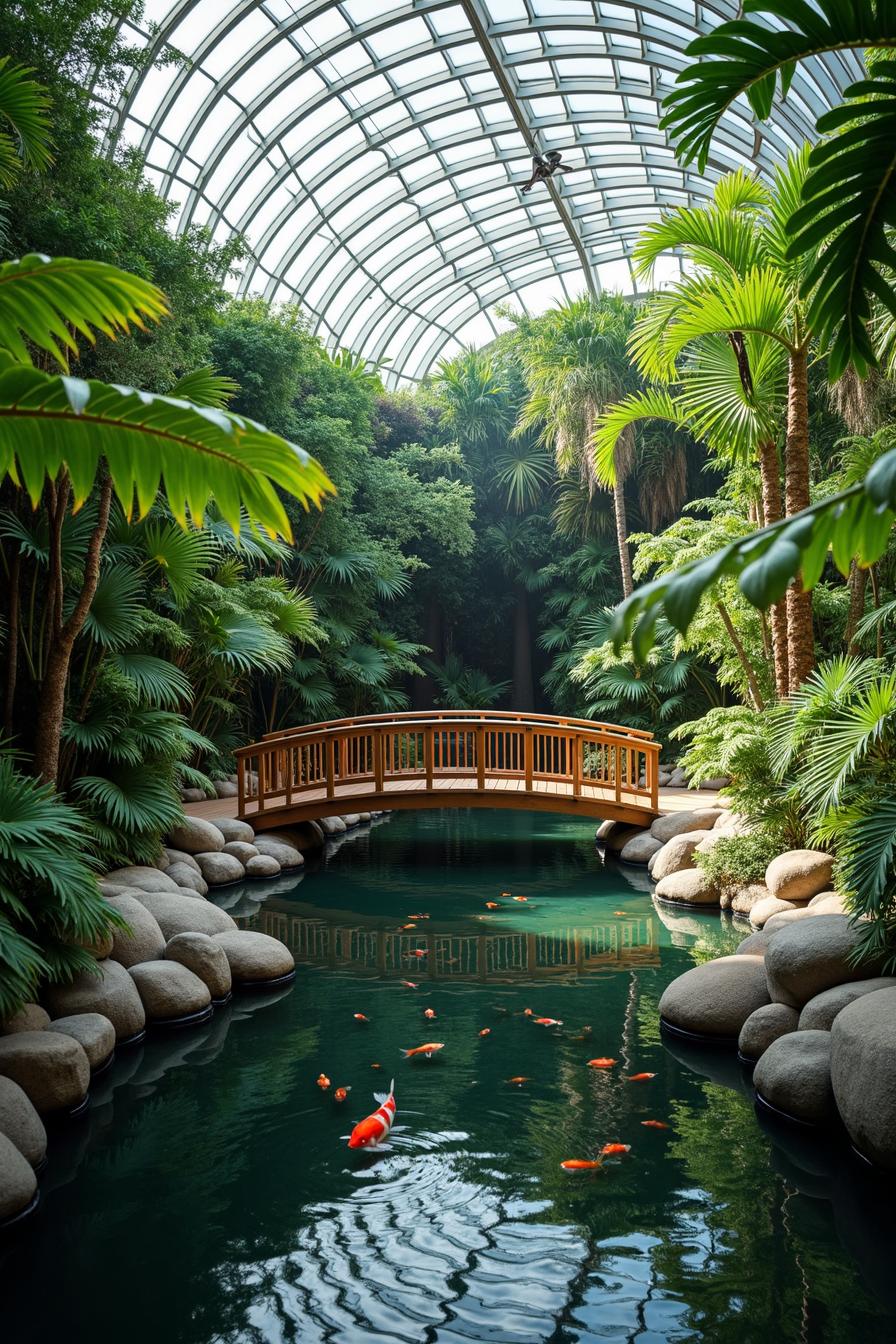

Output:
xmin=534 ymin=1017 xmax=563 ymax=1027
xmin=348 ymin=1079 xmax=396 ymax=1149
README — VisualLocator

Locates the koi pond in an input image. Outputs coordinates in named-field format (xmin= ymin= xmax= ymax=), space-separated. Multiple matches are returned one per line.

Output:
xmin=2 ymin=809 xmax=895 ymax=1342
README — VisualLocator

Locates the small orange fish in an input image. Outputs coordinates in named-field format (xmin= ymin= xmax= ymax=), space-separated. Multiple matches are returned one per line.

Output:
xmin=478 ymin=1028 xmax=491 ymax=1037
xmin=400 ymin=924 xmax=416 ymax=931
xmin=512 ymin=895 xmax=528 ymax=902
xmin=401 ymin=980 xmax=418 ymax=989
xmin=408 ymin=913 xmax=430 ymax=920
xmin=523 ymin=1008 xmax=534 ymax=1016
xmin=613 ymin=911 xmax=626 ymax=917
xmin=561 ymin=1159 xmax=602 ymax=1171
xmin=500 ymin=891 xmax=511 ymax=898
xmin=587 ymin=1058 xmax=617 ymax=1068
xmin=409 ymin=949 xmax=428 ymax=958
xmin=507 ymin=1076 xmax=531 ymax=1085
xmin=316 ymin=1073 xmax=330 ymax=1090
xmin=401 ymin=1042 xmax=445 ymax=1059
xmin=485 ymin=902 xmax=499 ymax=909
xmin=424 ymin=1008 xmax=436 ymax=1020
xmin=600 ymin=1143 xmax=631 ymax=1157
xmin=627 ymin=1073 xmax=656 ymax=1082
xmin=535 ymin=1017 xmax=563 ymax=1027
xmin=641 ymin=1120 xmax=670 ymax=1130
xmin=353 ymin=1013 xmax=370 ymax=1022
xmin=371 ymin=1063 xmax=382 ymax=1070
xmin=334 ymin=1086 xmax=351 ymax=1103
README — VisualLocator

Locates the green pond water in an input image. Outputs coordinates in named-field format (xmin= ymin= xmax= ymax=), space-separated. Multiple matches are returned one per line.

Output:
xmin=2 ymin=809 xmax=896 ymax=1343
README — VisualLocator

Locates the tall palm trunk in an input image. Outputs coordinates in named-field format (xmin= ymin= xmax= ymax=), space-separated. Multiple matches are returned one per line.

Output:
xmin=756 ymin=437 xmax=789 ymax=697
xmin=512 ymin=582 xmax=534 ymax=710
xmin=844 ymin=561 xmax=868 ymax=655
xmin=612 ymin=451 xmax=633 ymax=599
xmin=784 ymin=348 xmax=814 ymax=691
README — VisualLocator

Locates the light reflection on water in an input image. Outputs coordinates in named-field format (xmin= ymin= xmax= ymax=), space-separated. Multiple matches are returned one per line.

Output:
xmin=1 ymin=809 xmax=894 ymax=1344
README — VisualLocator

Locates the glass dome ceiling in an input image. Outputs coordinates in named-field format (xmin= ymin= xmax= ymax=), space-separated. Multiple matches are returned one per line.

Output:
xmin=100 ymin=1 xmax=861 ymax=383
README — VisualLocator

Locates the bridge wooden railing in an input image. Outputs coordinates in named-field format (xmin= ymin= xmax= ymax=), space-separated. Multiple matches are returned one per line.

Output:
xmin=235 ymin=711 xmax=660 ymax=822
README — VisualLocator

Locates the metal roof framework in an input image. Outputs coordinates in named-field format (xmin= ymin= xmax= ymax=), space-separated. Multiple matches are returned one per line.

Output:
xmin=100 ymin=0 xmax=860 ymax=384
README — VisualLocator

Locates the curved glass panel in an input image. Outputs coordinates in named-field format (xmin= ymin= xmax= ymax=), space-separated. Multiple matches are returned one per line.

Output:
xmin=100 ymin=1 xmax=861 ymax=382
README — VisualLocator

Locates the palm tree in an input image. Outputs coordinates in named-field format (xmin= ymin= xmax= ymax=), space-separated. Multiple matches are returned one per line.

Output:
xmin=515 ymin=294 xmax=640 ymax=596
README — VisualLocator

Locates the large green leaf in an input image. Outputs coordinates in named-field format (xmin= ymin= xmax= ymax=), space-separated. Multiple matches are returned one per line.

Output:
xmin=0 ymin=254 xmax=168 ymax=368
xmin=0 ymin=363 xmax=334 ymax=539
xmin=0 ymin=58 xmax=53 ymax=189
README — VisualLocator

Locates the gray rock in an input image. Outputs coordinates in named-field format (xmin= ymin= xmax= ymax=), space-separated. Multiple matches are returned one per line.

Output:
xmin=595 ymin=820 xmax=649 ymax=854
xmin=1 ymin=1004 xmax=50 ymax=1035
xmin=166 ymin=816 xmax=226 ymax=854
xmin=210 ymin=817 xmax=255 ymax=845
xmin=129 ymin=890 xmax=237 ymax=940
xmin=738 ymin=1003 xmax=799 ymax=1061
xmin=212 ymin=931 xmax=295 ymax=985
xmin=654 ymin=867 xmax=720 ymax=905
xmin=0 ymin=1132 xmax=37 ymax=1222
xmin=799 ymin=978 xmax=896 ymax=1031
xmin=44 ymin=959 xmax=146 ymax=1043
xmin=245 ymin=853 xmax=281 ymax=878
xmin=165 ymin=862 xmax=208 ymax=895
xmin=104 ymin=865 xmax=179 ymax=893
xmin=737 ymin=930 xmax=773 ymax=957
xmin=0 ymin=1076 xmax=46 ymax=1167
xmin=650 ymin=809 xmax=723 ymax=842
xmin=128 ymin=962 xmax=211 ymax=1022
xmin=318 ymin=815 xmax=347 ymax=835
xmin=765 ymin=915 xmax=883 ymax=1008
xmin=165 ymin=933 xmax=232 ymax=1001
xmin=765 ymin=849 xmax=835 ymax=904
xmin=697 ymin=776 xmax=730 ymax=791
xmin=253 ymin=837 xmax=305 ymax=868
xmin=808 ymin=889 xmax=839 ymax=907
xmin=763 ymin=908 xmax=813 ymax=933
xmin=731 ymin=883 xmax=769 ymax=916
xmin=104 ymin=894 xmax=166 ymax=968
xmin=180 ymin=787 xmax=205 ymax=803
xmin=808 ymin=894 xmax=847 ymax=917
xmin=831 ymin=987 xmax=896 ymax=1169
xmin=47 ymin=1013 xmax=115 ymax=1069
xmin=272 ymin=821 xmax=324 ymax=852
xmin=651 ymin=831 xmax=711 ymax=882
xmin=163 ymin=848 xmax=202 ymax=874
xmin=753 ymin=1029 xmax=835 ymax=1124
xmin=658 ymin=954 xmax=769 ymax=1038
xmin=214 ymin=780 xmax=238 ymax=798
xmin=341 ymin=814 xmax=361 ymax=827
xmin=194 ymin=851 xmax=245 ymax=885
xmin=0 ymin=1030 xmax=90 ymax=1114
xmin=618 ymin=831 xmax=662 ymax=864
xmin=750 ymin=894 xmax=801 ymax=928
xmin=222 ymin=840 xmax=259 ymax=864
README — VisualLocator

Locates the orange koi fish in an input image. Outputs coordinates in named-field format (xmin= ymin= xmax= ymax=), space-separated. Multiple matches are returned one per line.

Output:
xmin=424 ymin=1007 xmax=436 ymax=1020
xmin=371 ymin=1063 xmax=382 ymax=1070
xmin=485 ymin=902 xmax=499 ymax=909
xmin=400 ymin=1042 xmax=445 ymax=1059
xmin=512 ymin=895 xmax=528 ymax=902
xmin=587 ymin=1058 xmax=617 ymax=1069
xmin=401 ymin=980 xmax=418 ymax=989
xmin=523 ymin=1008 xmax=534 ymax=1016
xmin=561 ymin=1159 xmax=602 ymax=1171
xmin=478 ymin=1028 xmax=491 ymax=1037
xmin=353 ymin=1013 xmax=370 ymax=1023
xmin=641 ymin=1120 xmax=670 ymax=1130
xmin=500 ymin=891 xmax=511 ymax=898
xmin=612 ymin=911 xmax=626 ymax=917
xmin=400 ymin=924 xmax=417 ymax=931
xmin=348 ymin=1078 xmax=396 ymax=1150
xmin=334 ymin=1086 xmax=351 ymax=1103
xmin=627 ymin=1073 xmax=656 ymax=1082
xmin=408 ymin=913 xmax=430 ymax=920
xmin=409 ymin=949 xmax=428 ymax=958
xmin=507 ymin=1077 xmax=531 ymax=1085
xmin=316 ymin=1073 xmax=330 ymax=1090
xmin=535 ymin=1017 xmax=563 ymax=1027
xmin=600 ymin=1143 xmax=631 ymax=1157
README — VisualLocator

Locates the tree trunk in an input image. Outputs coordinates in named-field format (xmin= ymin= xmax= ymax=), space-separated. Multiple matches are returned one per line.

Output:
xmin=756 ymin=437 xmax=789 ymax=697
xmin=784 ymin=349 xmax=815 ymax=691
xmin=715 ymin=601 xmax=765 ymax=711
xmin=612 ymin=467 xmax=633 ymax=599
xmin=512 ymin=582 xmax=534 ymax=710
xmin=32 ymin=476 xmax=113 ymax=786
xmin=844 ymin=561 xmax=868 ymax=655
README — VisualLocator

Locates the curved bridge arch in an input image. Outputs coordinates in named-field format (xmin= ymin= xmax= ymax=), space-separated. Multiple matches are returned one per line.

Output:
xmin=236 ymin=710 xmax=660 ymax=829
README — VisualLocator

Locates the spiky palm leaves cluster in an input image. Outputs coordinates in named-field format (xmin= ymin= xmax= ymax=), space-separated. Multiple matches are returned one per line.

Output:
xmin=425 ymin=654 xmax=510 ymax=710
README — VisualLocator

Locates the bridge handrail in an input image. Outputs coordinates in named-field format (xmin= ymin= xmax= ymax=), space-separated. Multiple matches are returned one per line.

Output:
xmin=257 ymin=708 xmax=655 ymax=743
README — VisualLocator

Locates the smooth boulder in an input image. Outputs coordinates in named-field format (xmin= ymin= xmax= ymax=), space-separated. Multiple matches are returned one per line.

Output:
xmin=163 ymin=848 xmax=201 ymax=874
xmin=753 ymin=1029 xmax=835 ymax=1124
xmin=654 ymin=868 xmax=719 ymax=906
xmin=129 ymin=962 xmax=211 ymax=1023
xmin=166 ymin=862 xmax=208 ymax=895
xmin=104 ymin=865 xmax=180 ymax=893
xmin=618 ymin=832 xmax=662 ymax=865
xmin=731 ymin=883 xmax=769 ymax=917
xmin=222 ymin=840 xmax=258 ymax=865
xmin=1 ymin=1003 xmax=50 ymax=1035
xmin=765 ymin=850 xmax=835 ymax=904
xmin=807 ymin=894 xmax=847 ymax=917
xmin=129 ymin=890 xmax=237 ymax=940
xmin=0 ymin=1132 xmax=37 ymax=1223
xmin=318 ymin=815 xmax=346 ymax=835
xmin=165 ymin=933 xmax=232 ymax=1002
xmin=650 ymin=809 xmax=723 ymax=843
xmin=763 ymin=908 xmax=813 ymax=933
xmin=651 ymin=832 xmax=709 ymax=882
xmin=104 ymin=893 xmax=166 ymax=968
xmin=738 ymin=1003 xmax=799 ymax=1061
xmin=210 ymin=816 xmax=255 ymax=845
xmin=749 ymin=894 xmax=799 ymax=928
xmin=44 ymin=959 xmax=146 ymax=1043
xmin=798 ymin=978 xmax=896 ymax=1031
xmin=47 ymin=1013 xmax=115 ymax=1070
xmin=194 ymin=851 xmax=245 ymax=885
xmin=166 ymin=816 xmax=226 ymax=854
xmin=737 ymin=930 xmax=773 ymax=957
xmin=0 ymin=1076 xmax=46 ymax=1167
xmin=0 ymin=1031 xmax=90 ymax=1114
xmin=253 ymin=837 xmax=304 ymax=869
xmin=245 ymin=854 xmax=281 ymax=878
xmin=659 ymin=954 xmax=770 ymax=1038
xmin=765 ymin=915 xmax=882 ymax=1008
xmin=831 ymin=988 xmax=896 ymax=1168
xmin=212 ymin=931 xmax=295 ymax=986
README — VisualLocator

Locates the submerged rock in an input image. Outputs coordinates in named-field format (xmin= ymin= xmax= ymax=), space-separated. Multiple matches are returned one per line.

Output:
xmin=764 ymin=915 xmax=882 ymax=1008
xmin=0 ymin=1030 xmax=90 ymax=1115
xmin=44 ymin=959 xmax=146 ymax=1043
xmin=129 ymin=962 xmax=211 ymax=1023
xmin=754 ymin=1030 xmax=835 ymax=1125
xmin=47 ymin=1014 xmax=115 ymax=1070
xmin=658 ymin=954 xmax=769 ymax=1039
xmin=166 ymin=816 xmax=226 ymax=854
xmin=798 ymin=978 xmax=896 ymax=1031
xmin=212 ymin=931 xmax=295 ymax=986
xmin=739 ymin=1003 xmax=799 ymax=1061
xmin=165 ymin=933 xmax=232 ymax=1002
xmin=0 ymin=1076 xmax=47 ymax=1167
xmin=0 ymin=1132 xmax=37 ymax=1223
xmin=831 ymin=987 xmax=896 ymax=1169
xmin=765 ymin=850 xmax=835 ymax=904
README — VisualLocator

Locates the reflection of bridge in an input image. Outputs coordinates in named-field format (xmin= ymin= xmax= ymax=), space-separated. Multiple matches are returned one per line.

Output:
xmin=247 ymin=905 xmax=660 ymax=981
xmin=236 ymin=711 xmax=660 ymax=830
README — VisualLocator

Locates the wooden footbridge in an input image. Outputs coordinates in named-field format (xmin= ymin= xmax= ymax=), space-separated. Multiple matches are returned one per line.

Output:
xmin=236 ymin=711 xmax=660 ymax=830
